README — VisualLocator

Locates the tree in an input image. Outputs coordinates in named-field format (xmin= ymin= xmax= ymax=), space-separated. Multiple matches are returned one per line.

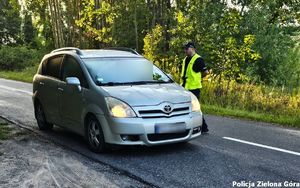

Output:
xmin=22 ymin=11 xmax=37 ymax=47
xmin=143 ymin=24 xmax=165 ymax=62
xmin=76 ymin=0 xmax=117 ymax=48
xmin=111 ymin=0 xmax=150 ymax=51
xmin=62 ymin=0 xmax=83 ymax=47
xmin=239 ymin=1 xmax=299 ymax=84
xmin=2 ymin=0 xmax=299 ymax=89
xmin=48 ymin=0 xmax=65 ymax=48
xmin=0 ymin=0 xmax=21 ymax=45
xmin=26 ymin=0 xmax=55 ymax=49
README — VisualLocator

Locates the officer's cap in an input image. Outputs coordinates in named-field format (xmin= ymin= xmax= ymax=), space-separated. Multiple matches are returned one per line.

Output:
xmin=184 ymin=42 xmax=196 ymax=50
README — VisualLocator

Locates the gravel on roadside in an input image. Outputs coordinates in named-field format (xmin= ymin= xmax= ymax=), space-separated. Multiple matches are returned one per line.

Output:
xmin=0 ymin=119 xmax=150 ymax=188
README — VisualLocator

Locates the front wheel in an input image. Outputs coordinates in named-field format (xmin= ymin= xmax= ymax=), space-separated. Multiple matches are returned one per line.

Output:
xmin=86 ymin=116 xmax=107 ymax=153
xmin=34 ymin=102 xmax=53 ymax=131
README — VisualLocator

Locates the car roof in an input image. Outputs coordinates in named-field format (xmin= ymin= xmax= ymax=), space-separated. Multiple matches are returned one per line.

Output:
xmin=80 ymin=49 xmax=142 ymax=58
xmin=49 ymin=47 xmax=143 ymax=59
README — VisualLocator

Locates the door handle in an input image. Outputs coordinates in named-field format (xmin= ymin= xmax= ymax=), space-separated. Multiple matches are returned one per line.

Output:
xmin=58 ymin=87 xmax=64 ymax=91
xmin=39 ymin=82 xmax=45 ymax=86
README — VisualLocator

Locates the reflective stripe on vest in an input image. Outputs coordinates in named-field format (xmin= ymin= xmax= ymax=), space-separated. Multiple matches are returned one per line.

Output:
xmin=180 ymin=54 xmax=202 ymax=90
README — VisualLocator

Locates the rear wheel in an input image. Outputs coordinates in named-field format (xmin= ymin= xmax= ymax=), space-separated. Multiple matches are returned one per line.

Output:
xmin=34 ymin=102 xmax=53 ymax=130
xmin=86 ymin=116 xmax=107 ymax=153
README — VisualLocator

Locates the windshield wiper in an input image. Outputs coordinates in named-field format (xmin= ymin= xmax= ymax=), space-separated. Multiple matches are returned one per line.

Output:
xmin=155 ymin=80 xmax=174 ymax=83
xmin=123 ymin=80 xmax=173 ymax=85
xmin=97 ymin=82 xmax=121 ymax=86
xmin=125 ymin=81 xmax=153 ymax=85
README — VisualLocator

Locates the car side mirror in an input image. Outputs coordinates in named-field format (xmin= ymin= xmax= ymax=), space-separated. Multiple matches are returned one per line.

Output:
xmin=167 ymin=73 xmax=173 ymax=80
xmin=66 ymin=77 xmax=81 ymax=92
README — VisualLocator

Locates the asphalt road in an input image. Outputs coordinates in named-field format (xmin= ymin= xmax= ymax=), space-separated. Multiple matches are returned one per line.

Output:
xmin=0 ymin=78 xmax=299 ymax=188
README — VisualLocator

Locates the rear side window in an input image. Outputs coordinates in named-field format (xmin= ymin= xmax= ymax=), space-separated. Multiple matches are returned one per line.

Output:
xmin=43 ymin=56 xmax=63 ymax=79
xmin=61 ymin=55 xmax=88 ymax=88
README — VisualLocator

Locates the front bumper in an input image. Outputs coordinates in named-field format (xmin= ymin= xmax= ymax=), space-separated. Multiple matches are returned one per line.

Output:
xmin=96 ymin=111 xmax=203 ymax=146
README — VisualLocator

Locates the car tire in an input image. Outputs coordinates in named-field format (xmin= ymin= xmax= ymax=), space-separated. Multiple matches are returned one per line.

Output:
xmin=34 ymin=102 xmax=53 ymax=131
xmin=86 ymin=115 xmax=107 ymax=153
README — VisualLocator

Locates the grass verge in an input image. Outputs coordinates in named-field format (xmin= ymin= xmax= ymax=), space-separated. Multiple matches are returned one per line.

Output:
xmin=0 ymin=65 xmax=37 ymax=83
xmin=202 ymin=104 xmax=300 ymax=128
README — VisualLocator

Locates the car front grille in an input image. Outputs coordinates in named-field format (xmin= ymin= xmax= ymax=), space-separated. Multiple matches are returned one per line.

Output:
xmin=138 ymin=106 xmax=190 ymax=118
xmin=147 ymin=130 xmax=190 ymax=141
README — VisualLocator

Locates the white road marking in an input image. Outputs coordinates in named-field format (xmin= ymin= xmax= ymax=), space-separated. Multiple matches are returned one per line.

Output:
xmin=223 ymin=137 xmax=300 ymax=156
xmin=0 ymin=85 xmax=32 ymax=95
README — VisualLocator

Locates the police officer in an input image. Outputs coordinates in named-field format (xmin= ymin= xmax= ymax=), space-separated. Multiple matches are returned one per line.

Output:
xmin=181 ymin=42 xmax=209 ymax=133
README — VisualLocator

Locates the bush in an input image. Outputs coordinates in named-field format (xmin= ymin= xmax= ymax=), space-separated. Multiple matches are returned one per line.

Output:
xmin=200 ymin=80 xmax=300 ymax=118
xmin=0 ymin=46 xmax=43 ymax=71
xmin=157 ymin=61 xmax=300 ymax=125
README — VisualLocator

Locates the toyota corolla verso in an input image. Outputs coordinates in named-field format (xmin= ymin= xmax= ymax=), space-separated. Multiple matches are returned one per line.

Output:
xmin=32 ymin=47 xmax=203 ymax=152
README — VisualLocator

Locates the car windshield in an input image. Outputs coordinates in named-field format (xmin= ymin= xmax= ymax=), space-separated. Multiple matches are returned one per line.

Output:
xmin=83 ymin=57 xmax=173 ymax=86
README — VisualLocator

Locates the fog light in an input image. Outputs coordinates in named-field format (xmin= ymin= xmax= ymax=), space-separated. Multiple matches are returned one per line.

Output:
xmin=121 ymin=135 xmax=129 ymax=141
xmin=120 ymin=135 xmax=140 ymax=141
xmin=192 ymin=126 xmax=201 ymax=134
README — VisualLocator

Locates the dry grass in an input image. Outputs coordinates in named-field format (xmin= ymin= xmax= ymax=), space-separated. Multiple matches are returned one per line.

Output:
xmin=200 ymin=80 xmax=300 ymax=127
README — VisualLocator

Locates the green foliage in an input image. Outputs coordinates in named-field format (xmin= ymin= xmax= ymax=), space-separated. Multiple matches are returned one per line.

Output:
xmin=238 ymin=2 xmax=298 ymax=85
xmin=15 ymin=0 xmax=299 ymax=87
xmin=143 ymin=24 xmax=165 ymax=62
xmin=25 ymin=0 xmax=54 ymax=49
xmin=201 ymin=80 xmax=300 ymax=125
xmin=0 ymin=0 xmax=299 ymax=126
xmin=76 ymin=0 xmax=117 ymax=47
xmin=111 ymin=0 xmax=150 ymax=51
xmin=143 ymin=24 xmax=181 ymax=81
xmin=0 ymin=0 xmax=22 ymax=45
xmin=147 ymin=2 xmax=261 ymax=83
xmin=0 ymin=46 xmax=43 ymax=71
xmin=275 ymin=43 xmax=300 ymax=90
xmin=202 ymin=104 xmax=300 ymax=128
xmin=169 ymin=10 xmax=192 ymax=55
xmin=0 ymin=64 xmax=38 ymax=83
xmin=22 ymin=11 xmax=37 ymax=47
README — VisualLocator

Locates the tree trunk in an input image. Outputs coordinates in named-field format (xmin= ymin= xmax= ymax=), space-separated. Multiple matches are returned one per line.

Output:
xmin=164 ymin=0 xmax=171 ymax=53
xmin=54 ymin=0 xmax=64 ymax=47
xmin=134 ymin=2 xmax=138 ymax=51
xmin=94 ymin=0 xmax=101 ymax=48
xmin=48 ymin=0 xmax=58 ymax=48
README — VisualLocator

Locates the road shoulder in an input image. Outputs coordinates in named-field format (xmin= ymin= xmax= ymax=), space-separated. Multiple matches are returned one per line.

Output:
xmin=0 ymin=118 xmax=150 ymax=188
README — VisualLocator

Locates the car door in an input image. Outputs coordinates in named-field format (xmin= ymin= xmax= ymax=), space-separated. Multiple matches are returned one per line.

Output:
xmin=39 ymin=55 xmax=63 ymax=125
xmin=58 ymin=55 xmax=89 ymax=133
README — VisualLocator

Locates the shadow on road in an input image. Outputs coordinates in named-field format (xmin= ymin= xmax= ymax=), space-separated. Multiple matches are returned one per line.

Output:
xmin=43 ymin=125 xmax=202 ymax=156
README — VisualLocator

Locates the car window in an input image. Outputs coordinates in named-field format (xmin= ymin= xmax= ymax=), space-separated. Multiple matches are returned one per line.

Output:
xmin=61 ymin=55 xmax=88 ymax=88
xmin=43 ymin=56 xmax=63 ymax=79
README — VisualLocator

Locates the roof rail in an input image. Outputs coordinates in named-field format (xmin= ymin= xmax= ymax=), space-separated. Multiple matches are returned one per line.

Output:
xmin=105 ymin=47 xmax=139 ymax=55
xmin=51 ymin=47 xmax=83 ymax=55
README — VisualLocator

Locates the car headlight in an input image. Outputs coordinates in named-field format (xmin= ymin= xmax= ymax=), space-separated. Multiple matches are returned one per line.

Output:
xmin=191 ymin=93 xmax=201 ymax=112
xmin=105 ymin=97 xmax=136 ymax=118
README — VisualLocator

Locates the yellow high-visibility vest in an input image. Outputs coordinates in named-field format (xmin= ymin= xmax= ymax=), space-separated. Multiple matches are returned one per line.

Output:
xmin=180 ymin=54 xmax=202 ymax=90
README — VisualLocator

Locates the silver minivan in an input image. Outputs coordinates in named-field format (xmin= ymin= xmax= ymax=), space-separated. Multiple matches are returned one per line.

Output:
xmin=32 ymin=47 xmax=203 ymax=152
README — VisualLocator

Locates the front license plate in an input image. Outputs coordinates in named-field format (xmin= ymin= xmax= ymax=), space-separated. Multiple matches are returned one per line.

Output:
xmin=154 ymin=122 xmax=186 ymax=134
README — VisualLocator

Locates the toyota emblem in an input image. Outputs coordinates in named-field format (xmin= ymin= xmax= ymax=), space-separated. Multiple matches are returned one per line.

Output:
xmin=163 ymin=105 xmax=173 ymax=114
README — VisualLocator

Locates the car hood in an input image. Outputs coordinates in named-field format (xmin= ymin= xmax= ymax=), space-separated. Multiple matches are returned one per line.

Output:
xmin=101 ymin=83 xmax=191 ymax=106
